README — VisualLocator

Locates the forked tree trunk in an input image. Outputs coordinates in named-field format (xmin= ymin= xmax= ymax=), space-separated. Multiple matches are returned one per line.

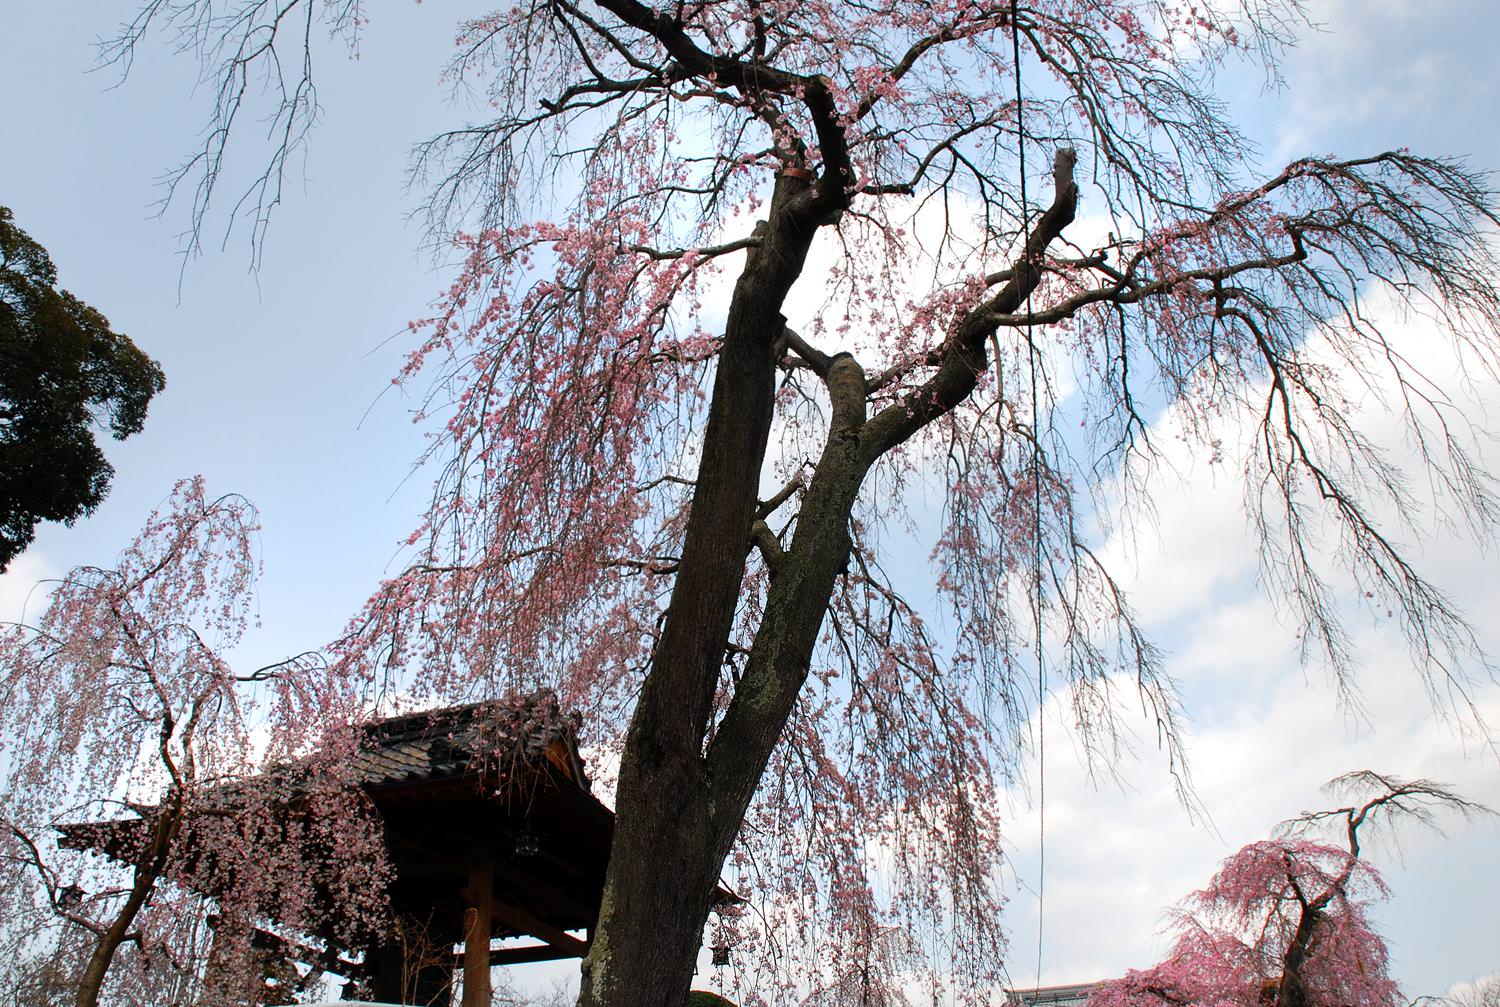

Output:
xmin=578 ymin=151 xmax=1078 ymax=1007
xmin=578 ymin=171 xmax=837 ymax=1007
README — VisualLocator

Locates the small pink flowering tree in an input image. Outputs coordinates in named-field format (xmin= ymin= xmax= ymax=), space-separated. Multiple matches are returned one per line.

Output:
xmin=1087 ymin=840 xmax=1400 ymax=1007
xmin=108 ymin=1 xmax=1500 ymax=1003
xmin=0 ymin=478 xmax=384 ymax=1007
xmin=1088 ymin=773 xmax=1494 ymax=1007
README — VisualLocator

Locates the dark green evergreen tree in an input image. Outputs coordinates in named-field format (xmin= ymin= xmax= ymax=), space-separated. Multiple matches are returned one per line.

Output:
xmin=0 ymin=206 xmax=164 ymax=571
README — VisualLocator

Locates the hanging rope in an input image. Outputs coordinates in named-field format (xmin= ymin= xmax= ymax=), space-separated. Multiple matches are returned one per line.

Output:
xmin=1008 ymin=0 xmax=1047 ymax=991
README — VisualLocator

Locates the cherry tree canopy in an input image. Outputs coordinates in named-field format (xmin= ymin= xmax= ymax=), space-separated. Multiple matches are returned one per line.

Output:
xmin=0 ymin=479 xmax=385 ymax=1007
xmin=1086 ymin=839 xmax=1401 ymax=1007
xmin=101 ymin=0 xmax=1500 ymax=1004
xmin=1087 ymin=772 xmax=1495 ymax=1007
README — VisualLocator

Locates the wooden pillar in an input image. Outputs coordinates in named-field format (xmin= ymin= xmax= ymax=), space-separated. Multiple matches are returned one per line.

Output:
xmin=366 ymin=938 xmax=403 ymax=1004
xmin=462 ymin=856 xmax=494 ymax=1007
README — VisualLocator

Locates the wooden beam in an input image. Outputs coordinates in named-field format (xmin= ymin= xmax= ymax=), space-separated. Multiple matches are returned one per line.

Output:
xmin=452 ymin=942 xmax=586 ymax=967
xmin=490 ymin=898 xmax=588 ymax=956
xmin=490 ymin=854 xmax=594 ymax=924
xmin=462 ymin=857 xmax=494 ymax=1007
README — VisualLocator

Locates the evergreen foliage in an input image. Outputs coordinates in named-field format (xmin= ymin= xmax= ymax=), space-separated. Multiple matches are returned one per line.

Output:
xmin=0 ymin=206 xmax=164 ymax=570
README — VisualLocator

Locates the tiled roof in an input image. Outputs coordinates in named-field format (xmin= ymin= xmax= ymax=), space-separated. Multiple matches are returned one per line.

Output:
xmin=347 ymin=690 xmax=588 ymax=791
xmin=59 ymin=690 xmax=591 ymax=858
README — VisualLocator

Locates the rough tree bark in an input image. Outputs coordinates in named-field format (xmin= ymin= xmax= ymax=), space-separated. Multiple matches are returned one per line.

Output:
xmin=582 ymin=150 xmax=1078 ymax=1007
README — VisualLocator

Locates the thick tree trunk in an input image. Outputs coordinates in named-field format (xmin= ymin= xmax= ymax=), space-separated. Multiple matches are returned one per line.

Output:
xmin=577 ymin=153 xmax=1079 ymax=1007
xmin=578 ymin=175 xmax=834 ymax=1007
xmin=580 ymin=358 xmax=877 ymax=1005
xmin=580 ymin=753 xmax=723 ymax=1007
xmin=75 ymin=889 xmax=148 ymax=1007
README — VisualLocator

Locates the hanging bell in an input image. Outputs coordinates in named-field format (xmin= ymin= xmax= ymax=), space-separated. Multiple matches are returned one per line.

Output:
xmin=513 ymin=825 xmax=541 ymax=858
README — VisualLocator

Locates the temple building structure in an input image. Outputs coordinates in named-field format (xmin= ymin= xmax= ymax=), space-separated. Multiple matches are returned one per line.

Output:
xmin=63 ymin=691 xmax=732 ymax=1006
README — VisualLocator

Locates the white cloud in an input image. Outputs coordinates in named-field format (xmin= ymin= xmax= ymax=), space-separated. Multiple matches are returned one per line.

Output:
xmin=997 ymin=286 xmax=1500 ymax=998
xmin=1000 ymin=660 xmax=1500 ymax=995
xmin=1262 ymin=0 xmax=1489 ymax=166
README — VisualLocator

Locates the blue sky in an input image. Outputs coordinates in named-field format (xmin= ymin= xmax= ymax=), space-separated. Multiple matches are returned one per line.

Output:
xmin=2 ymin=1 xmax=1499 ymax=1002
